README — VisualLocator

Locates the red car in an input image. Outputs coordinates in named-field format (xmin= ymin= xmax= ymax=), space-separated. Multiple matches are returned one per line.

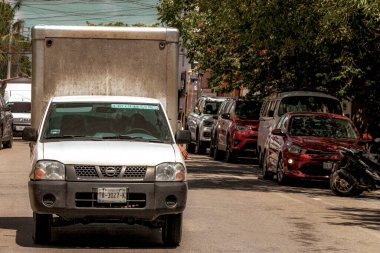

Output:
xmin=211 ymin=98 xmax=261 ymax=162
xmin=262 ymin=112 xmax=362 ymax=184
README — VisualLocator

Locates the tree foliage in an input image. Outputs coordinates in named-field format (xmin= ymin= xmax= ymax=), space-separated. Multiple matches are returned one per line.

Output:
xmin=157 ymin=0 xmax=379 ymax=99
xmin=0 ymin=0 xmax=31 ymax=78
xmin=158 ymin=0 xmax=380 ymax=135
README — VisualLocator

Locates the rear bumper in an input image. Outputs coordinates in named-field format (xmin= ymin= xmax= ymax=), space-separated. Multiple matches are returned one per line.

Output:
xmin=29 ymin=181 xmax=187 ymax=221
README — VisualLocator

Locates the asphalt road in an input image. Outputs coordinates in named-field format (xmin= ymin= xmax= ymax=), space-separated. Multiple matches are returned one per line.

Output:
xmin=0 ymin=139 xmax=380 ymax=252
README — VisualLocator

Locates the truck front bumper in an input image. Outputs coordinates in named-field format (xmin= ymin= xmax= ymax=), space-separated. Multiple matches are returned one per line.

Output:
xmin=29 ymin=181 xmax=187 ymax=221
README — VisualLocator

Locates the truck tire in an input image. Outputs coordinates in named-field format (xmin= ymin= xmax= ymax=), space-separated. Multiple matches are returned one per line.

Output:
xmin=0 ymin=126 xmax=3 ymax=150
xmin=225 ymin=136 xmax=236 ymax=163
xmin=186 ymin=142 xmax=196 ymax=153
xmin=33 ymin=212 xmax=52 ymax=244
xmin=3 ymin=131 xmax=13 ymax=148
xmin=162 ymin=213 xmax=182 ymax=246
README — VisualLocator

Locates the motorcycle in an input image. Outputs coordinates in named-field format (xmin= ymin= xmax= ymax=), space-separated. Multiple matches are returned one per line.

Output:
xmin=330 ymin=138 xmax=380 ymax=197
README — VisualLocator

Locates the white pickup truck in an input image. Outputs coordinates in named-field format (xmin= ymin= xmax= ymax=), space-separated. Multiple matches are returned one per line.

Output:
xmin=22 ymin=25 xmax=190 ymax=246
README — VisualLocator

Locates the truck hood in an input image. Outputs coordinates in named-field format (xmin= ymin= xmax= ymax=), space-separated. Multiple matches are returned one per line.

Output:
xmin=41 ymin=141 xmax=179 ymax=166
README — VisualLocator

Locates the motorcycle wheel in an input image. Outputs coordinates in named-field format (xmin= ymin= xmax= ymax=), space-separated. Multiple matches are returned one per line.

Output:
xmin=330 ymin=170 xmax=363 ymax=197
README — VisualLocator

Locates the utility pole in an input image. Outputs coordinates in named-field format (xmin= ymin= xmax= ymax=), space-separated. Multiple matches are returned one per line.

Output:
xmin=6 ymin=21 xmax=14 ymax=79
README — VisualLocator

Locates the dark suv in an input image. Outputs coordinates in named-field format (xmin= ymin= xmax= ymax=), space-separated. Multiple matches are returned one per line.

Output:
xmin=0 ymin=96 xmax=13 ymax=149
xmin=210 ymin=98 xmax=261 ymax=162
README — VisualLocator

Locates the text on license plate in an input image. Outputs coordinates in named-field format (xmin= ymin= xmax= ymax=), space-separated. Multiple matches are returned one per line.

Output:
xmin=323 ymin=162 xmax=334 ymax=170
xmin=97 ymin=188 xmax=127 ymax=203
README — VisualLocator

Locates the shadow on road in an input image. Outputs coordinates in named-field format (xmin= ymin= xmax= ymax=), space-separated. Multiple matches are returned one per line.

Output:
xmin=326 ymin=207 xmax=380 ymax=231
xmin=0 ymin=217 xmax=172 ymax=249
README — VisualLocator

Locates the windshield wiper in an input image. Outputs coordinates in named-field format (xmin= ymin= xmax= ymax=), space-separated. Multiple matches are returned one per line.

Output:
xmin=101 ymin=135 xmax=165 ymax=143
xmin=45 ymin=135 xmax=86 ymax=139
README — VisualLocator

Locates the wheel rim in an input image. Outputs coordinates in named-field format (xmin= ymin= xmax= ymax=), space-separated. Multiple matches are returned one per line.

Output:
xmin=333 ymin=174 xmax=354 ymax=193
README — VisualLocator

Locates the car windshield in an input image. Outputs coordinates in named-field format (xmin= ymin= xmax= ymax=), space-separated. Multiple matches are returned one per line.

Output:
xmin=6 ymin=101 xmax=31 ymax=113
xmin=203 ymin=101 xmax=223 ymax=114
xmin=235 ymin=100 xmax=261 ymax=120
xmin=278 ymin=96 xmax=342 ymax=116
xmin=42 ymin=102 xmax=173 ymax=142
xmin=288 ymin=115 xmax=358 ymax=139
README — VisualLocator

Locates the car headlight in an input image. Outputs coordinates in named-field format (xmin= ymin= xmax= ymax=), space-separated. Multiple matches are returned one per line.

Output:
xmin=235 ymin=125 xmax=250 ymax=131
xmin=287 ymin=144 xmax=306 ymax=154
xmin=32 ymin=160 xmax=65 ymax=180
xmin=156 ymin=163 xmax=186 ymax=181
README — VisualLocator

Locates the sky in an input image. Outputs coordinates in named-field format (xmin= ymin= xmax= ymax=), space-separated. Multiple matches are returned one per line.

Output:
xmin=11 ymin=0 xmax=160 ymax=37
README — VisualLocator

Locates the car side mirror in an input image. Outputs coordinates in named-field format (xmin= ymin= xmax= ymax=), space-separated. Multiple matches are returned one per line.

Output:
xmin=175 ymin=130 xmax=191 ymax=144
xmin=271 ymin=128 xmax=285 ymax=136
xmin=22 ymin=127 xmax=38 ymax=142
xmin=221 ymin=113 xmax=230 ymax=120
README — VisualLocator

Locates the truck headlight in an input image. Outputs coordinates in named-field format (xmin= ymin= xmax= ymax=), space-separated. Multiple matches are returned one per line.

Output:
xmin=156 ymin=163 xmax=186 ymax=181
xmin=32 ymin=160 xmax=65 ymax=180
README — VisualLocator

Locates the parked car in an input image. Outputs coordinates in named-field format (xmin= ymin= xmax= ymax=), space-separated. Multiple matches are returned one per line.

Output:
xmin=186 ymin=96 xmax=228 ymax=154
xmin=6 ymin=97 xmax=31 ymax=136
xmin=0 ymin=96 xmax=13 ymax=149
xmin=257 ymin=91 xmax=343 ymax=168
xmin=262 ymin=112 xmax=361 ymax=184
xmin=211 ymin=97 xmax=261 ymax=162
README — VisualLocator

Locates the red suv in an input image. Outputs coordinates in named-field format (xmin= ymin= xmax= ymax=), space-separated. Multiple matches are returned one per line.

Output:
xmin=210 ymin=98 xmax=261 ymax=162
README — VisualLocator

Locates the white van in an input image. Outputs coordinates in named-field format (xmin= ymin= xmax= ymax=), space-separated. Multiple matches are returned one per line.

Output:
xmin=257 ymin=91 xmax=343 ymax=167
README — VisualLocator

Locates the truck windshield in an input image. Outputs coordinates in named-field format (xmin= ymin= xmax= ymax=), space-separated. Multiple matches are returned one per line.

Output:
xmin=6 ymin=101 xmax=31 ymax=113
xmin=203 ymin=101 xmax=223 ymax=114
xmin=42 ymin=102 xmax=173 ymax=142
xmin=278 ymin=96 xmax=342 ymax=116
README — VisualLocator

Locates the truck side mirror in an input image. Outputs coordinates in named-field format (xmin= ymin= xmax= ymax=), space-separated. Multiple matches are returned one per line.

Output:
xmin=175 ymin=130 xmax=191 ymax=144
xmin=22 ymin=127 xmax=38 ymax=142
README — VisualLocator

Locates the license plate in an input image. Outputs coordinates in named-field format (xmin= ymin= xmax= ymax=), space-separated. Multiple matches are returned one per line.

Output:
xmin=97 ymin=188 xmax=127 ymax=203
xmin=16 ymin=125 xmax=25 ymax=131
xmin=323 ymin=162 xmax=334 ymax=170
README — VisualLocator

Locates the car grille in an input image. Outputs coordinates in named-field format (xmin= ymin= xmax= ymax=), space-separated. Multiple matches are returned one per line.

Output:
xmin=299 ymin=164 xmax=331 ymax=176
xmin=305 ymin=150 xmax=337 ymax=155
xmin=75 ymin=192 xmax=146 ymax=208
xmin=74 ymin=165 xmax=147 ymax=179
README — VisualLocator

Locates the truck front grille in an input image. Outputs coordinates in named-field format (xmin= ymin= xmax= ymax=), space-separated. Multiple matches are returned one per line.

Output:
xmin=74 ymin=165 xmax=147 ymax=180
xmin=75 ymin=192 xmax=146 ymax=208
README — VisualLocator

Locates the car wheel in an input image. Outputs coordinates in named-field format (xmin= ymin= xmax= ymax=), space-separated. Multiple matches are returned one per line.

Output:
xmin=209 ymin=139 xmax=215 ymax=157
xmin=3 ymin=130 xmax=13 ymax=149
xmin=162 ymin=213 xmax=182 ymax=246
xmin=258 ymin=150 xmax=263 ymax=169
xmin=276 ymin=156 xmax=288 ymax=185
xmin=196 ymin=133 xmax=206 ymax=154
xmin=213 ymin=138 xmax=223 ymax=161
xmin=262 ymin=151 xmax=273 ymax=180
xmin=225 ymin=137 xmax=236 ymax=163
xmin=330 ymin=170 xmax=363 ymax=197
xmin=33 ymin=212 xmax=52 ymax=244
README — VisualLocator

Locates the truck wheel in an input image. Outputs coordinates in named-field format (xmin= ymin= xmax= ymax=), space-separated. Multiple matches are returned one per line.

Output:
xmin=276 ymin=157 xmax=288 ymax=185
xmin=162 ymin=213 xmax=182 ymax=246
xmin=33 ymin=212 xmax=52 ymax=244
xmin=186 ymin=142 xmax=196 ymax=153
xmin=3 ymin=131 xmax=13 ymax=148
xmin=0 ymin=126 xmax=3 ymax=150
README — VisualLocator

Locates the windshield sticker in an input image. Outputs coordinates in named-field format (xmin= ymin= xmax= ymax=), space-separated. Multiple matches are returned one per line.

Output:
xmin=111 ymin=104 xmax=159 ymax=110
xmin=55 ymin=107 xmax=92 ymax=113
xmin=50 ymin=129 xmax=60 ymax=135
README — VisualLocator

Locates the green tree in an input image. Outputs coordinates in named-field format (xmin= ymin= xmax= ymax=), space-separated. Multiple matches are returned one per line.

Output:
xmin=158 ymin=0 xmax=380 ymax=135
xmin=0 ymin=0 xmax=31 ymax=79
